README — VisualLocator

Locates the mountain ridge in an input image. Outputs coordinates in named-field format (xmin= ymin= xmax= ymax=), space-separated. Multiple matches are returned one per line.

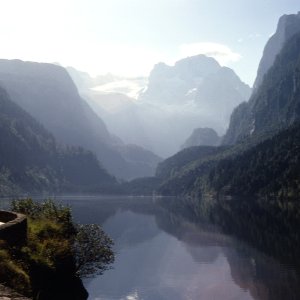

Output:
xmin=0 ymin=85 xmax=116 ymax=195
xmin=0 ymin=59 xmax=161 ymax=180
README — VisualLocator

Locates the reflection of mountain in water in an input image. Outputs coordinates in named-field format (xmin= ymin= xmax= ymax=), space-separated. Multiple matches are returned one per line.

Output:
xmin=154 ymin=197 xmax=300 ymax=300
xmin=65 ymin=196 xmax=300 ymax=300
xmin=226 ymin=247 xmax=300 ymax=300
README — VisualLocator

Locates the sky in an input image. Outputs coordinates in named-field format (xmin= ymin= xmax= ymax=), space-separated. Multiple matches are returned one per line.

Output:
xmin=0 ymin=0 xmax=299 ymax=86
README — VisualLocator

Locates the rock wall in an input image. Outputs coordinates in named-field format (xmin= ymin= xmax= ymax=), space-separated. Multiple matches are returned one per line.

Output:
xmin=0 ymin=210 xmax=27 ymax=245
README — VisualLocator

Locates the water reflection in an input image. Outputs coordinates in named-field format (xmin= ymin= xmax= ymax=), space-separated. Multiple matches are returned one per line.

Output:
xmin=59 ymin=196 xmax=300 ymax=300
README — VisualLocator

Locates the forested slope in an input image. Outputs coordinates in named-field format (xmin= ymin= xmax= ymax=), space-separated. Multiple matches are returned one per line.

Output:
xmin=0 ymin=86 xmax=116 ymax=195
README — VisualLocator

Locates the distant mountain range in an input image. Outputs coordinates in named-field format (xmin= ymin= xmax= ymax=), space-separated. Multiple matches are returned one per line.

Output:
xmin=151 ymin=12 xmax=300 ymax=200
xmin=70 ymin=55 xmax=251 ymax=157
xmin=2 ymin=12 xmax=299 ymax=198
xmin=0 ymin=60 xmax=161 ymax=180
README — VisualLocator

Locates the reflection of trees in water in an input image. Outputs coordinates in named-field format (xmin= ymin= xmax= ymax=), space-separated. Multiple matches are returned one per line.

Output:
xmin=67 ymin=196 xmax=300 ymax=300
xmin=66 ymin=197 xmax=162 ymax=249
xmin=103 ymin=211 xmax=160 ymax=249
xmin=226 ymin=247 xmax=300 ymax=300
xmin=154 ymin=197 xmax=300 ymax=300
xmin=211 ymin=197 xmax=300 ymax=270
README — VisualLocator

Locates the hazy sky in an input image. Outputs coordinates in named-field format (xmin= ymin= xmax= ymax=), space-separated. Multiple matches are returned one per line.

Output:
xmin=0 ymin=0 xmax=299 ymax=86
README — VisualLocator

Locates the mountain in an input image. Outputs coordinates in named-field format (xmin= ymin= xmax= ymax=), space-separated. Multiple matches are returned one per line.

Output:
xmin=224 ymin=12 xmax=300 ymax=145
xmin=253 ymin=12 xmax=300 ymax=90
xmin=141 ymin=56 xmax=251 ymax=156
xmin=67 ymin=67 xmax=153 ymax=151
xmin=139 ymin=56 xmax=251 ymax=121
xmin=154 ymin=18 xmax=300 ymax=199
xmin=208 ymin=122 xmax=300 ymax=198
xmin=0 ymin=59 xmax=160 ymax=180
xmin=139 ymin=55 xmax=221 ymax=105
xmin=156 ymin=122 xmax=300 ymax=199
xmin=69 ymin=56 xmax=250 ymax=157
xmin=137 ymin=55 xmax=251 ymax=156
xmin=0 ymin=86 xmax=116 ymax=195
xmin=181 ymin=128 xmax=221 ymax=149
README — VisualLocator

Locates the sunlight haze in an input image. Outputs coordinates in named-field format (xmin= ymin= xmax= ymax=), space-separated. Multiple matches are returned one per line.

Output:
xmin=1 ymin=0 xmax=300 ymax=85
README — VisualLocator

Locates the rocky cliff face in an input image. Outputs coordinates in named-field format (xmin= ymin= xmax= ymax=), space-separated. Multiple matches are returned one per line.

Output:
xmin=0 ymin=60 xmax=160 ymax=179
xmin=140 ymin=55 xmax=221 ymax=105
xmin=136 ymin=55 xmax=251 ymax=156
xmin=223 ymin=12 xmax=300 ymax=145
xmin=253 ymin=12 xmax=300 ymax=90
xmin=140 ymin=55 xmax=250 ymax=112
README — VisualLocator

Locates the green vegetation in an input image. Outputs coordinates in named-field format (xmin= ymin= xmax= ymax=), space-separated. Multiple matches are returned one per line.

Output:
xmin=0 ymin=86 xmax=117 ymax=196
xmin=208 ymin=123 xmax=300 ymax=199
xmin=157 ymin=122 xmax=300 ymax=200
xmin=0 ymin=240 xmax=30 ymax=294
xmin=0 ymin=199 xmax=114 ymax=299
xmin=156 ymin=31 xmax=300 ymax=202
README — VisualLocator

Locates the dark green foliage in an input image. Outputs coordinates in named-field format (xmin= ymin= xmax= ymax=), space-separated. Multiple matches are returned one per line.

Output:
xmin=0 ymin=86 xmax=116 ymax=195
xmin=208 ymin=123 xmax=300 ymax=198
xmin=157 ymin=122 xmax=300 ymax=199
xmin=74 ymin=224 xmax=114 ymax=277
xmin=6 ymin=199 xmax=115 ymax=298
xmin=156 ymin=146 xmax=226 ymax=180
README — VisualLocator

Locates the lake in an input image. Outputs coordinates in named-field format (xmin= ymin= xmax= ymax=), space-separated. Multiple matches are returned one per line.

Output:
xmin=52 ymin=195 xmax=300 ymax=300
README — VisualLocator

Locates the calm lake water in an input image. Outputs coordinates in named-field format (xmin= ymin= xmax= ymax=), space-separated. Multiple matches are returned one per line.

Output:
xmin=52 ymin=195 xmax=300 ymax=300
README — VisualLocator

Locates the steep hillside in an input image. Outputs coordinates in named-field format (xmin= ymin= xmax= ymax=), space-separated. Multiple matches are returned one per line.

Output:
xmin=156 ymin=21 xmax=300 ymax=198
xmin=157 ymin=121 xmax=300 ymax=199
xmin=0 ymin=60 xmax=160 ymax=179
xmin=0 ymin=86 xmax=116 ymax=195
xmin=224 ymin=13 xmax=300 ymax=145
xmin=208 ymin=122 xmax=300 ymax=198
xmin=253 ymin=12 xmax=300 ymax=90
xmin=156 ymin=146 xmax=228 ymax=196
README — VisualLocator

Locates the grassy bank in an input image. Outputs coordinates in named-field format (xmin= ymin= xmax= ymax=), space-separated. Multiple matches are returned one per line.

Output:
xmin=0 ymin=198 xmax=114 ymax=299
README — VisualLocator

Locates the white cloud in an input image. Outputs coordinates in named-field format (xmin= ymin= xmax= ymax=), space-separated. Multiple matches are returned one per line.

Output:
xmin=248 ymin=33 xmax=262 ymax=39
xmin=179 ymin=42 xmax=241 ymax=66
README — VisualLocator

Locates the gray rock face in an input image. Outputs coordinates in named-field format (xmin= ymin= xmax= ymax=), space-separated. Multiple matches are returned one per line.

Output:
xmin=140 ymin=55 xmax=222 ymax=105
xmin=253 ymin=12 xmax=300 ymax=90
xmin=222 ymin=102 xmax=253 ymax=145
xmin=137 ymin=55 xmax=251 ymax=156
xmin=223 ymin=12 xmax=300 ymax=145
xmin=181 ymin=128 xmax=221 ymax=149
